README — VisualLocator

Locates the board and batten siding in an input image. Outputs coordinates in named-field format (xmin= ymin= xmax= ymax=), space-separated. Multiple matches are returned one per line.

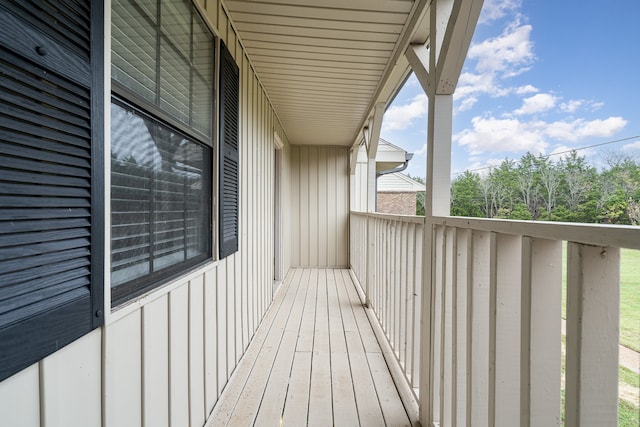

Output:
xmin=0 ymin=0 xmax=292 ymax=425
xmin=290 ymin=146 xmax=349 ymax=267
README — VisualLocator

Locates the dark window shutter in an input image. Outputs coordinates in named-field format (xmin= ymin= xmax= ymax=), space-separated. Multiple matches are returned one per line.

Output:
xmin=0 ymin=0 xmax=104 ymax=382
xmin=218 ymin=41 xmax=239 ymax=259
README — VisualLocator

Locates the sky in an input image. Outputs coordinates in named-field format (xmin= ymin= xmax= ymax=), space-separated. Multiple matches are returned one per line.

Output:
xmin=380 ymin=0 xmax=640 ymax=179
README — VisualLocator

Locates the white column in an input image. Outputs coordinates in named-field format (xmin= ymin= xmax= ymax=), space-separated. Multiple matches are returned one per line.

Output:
xmin=425 ymin=94 xmax=453 ymax=217
xmin=413 ymin=2 xmax=484 ymax=424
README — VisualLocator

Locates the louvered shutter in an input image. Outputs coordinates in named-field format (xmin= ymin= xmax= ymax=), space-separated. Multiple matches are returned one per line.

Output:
xmin=218 ymin=41 xmax=239 ymax=259
xmin=0 ymin=0 xmax=103 ymax=382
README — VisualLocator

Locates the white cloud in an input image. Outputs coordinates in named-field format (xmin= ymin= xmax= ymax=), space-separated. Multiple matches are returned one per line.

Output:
xmin=623 ymin=141 xmax=640 ymax=152
xmin=459 ymin=158 xmax=505 ymax=177
xmin=545 ymin=117 xmax=627 ymax=141
xmin=514 ymin=93 xmax=557 ymax=115
xmin=456 ymin=72 xmax=503 ymax=99
xmin=468 ymin=20 xmax=535 ymax=75
xmin=560 ymin=99 xmax=583 ymax=113
xmin=515 ymin=84 xmax=539 ymax=95
xmin=455 ymin=19 xmax=536 ymax=107
xmin=549 ymin=145 xmax=574 ymax=156
xmin=455 ymin=116 xmax=549 ymax=155
xmin=382 ymin=93 xmax=427 ymax=131
xmin=478 ymin=0 xmax=522 ymax=24
xmin=415 ymin=143 xmax=428 ymax=156
xmin=457 ymin=96 xmax=478 ymax=112
xmin=559 ymin=99 xmax=605 ymax=113
xmin=455 ymin=115 xmax=628 ymax=156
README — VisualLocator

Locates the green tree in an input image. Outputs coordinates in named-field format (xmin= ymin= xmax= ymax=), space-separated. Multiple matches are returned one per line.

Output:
xmin=487 ymin=159 xmax=520 ymax=215
xmin=559 ymin=151 xmax=596 ymax=211
xmin=451 ymin=171 xmax=483 ymax=217
xmin=409 ymin=175 xmax=426 ymax=216
xmin=598 ymin=157 xmax=640 ymax=224
xmin=516 ymin=152 xmax=543 ymax=219
xmin=537 ymin=156 xmax=561 ymax=220
xmin=448 ymin=151 xmax=640 ymax=225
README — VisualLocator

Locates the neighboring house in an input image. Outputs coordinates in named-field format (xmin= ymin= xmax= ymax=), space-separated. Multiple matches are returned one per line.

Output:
xmin=351 ymin=138 xmax=414 ymax=212
xmin=0 ymin=1 xmax=633 ymax=426
xmin=377 ymin=173 xmax=426 ymax=215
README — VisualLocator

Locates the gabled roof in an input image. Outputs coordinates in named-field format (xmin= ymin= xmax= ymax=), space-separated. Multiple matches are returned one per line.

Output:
xmin=356 ymin=138 xmax=411 ymax=172
xmin=378 ymin=172 xmax=426 ymax=192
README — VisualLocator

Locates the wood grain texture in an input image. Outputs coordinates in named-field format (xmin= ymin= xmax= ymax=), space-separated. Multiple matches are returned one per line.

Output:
xmin=210 ymin=268 xmax=411 ymax=426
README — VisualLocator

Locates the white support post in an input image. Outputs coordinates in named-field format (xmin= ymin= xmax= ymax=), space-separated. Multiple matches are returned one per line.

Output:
xmin=366 ymin=103 xmax=385 ymax=213
xmin=565 ymin=243 xmax=620 ymax=427
xmin=426 ymin=94 xmax=453 ymax=217
xmin=414 ymin=2 xmax=484 ymax=425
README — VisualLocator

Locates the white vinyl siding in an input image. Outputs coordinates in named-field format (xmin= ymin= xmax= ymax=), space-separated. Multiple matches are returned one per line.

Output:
xmin=290 ymin=146 xmax=349 ymax=267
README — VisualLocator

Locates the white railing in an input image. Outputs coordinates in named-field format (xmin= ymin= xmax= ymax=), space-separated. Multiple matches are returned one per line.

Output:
xmin=426 ymin=216 xmax=640 ymax=427
xmin=350 ymin=211 xmax=424 ymax=395
xmin=351 ymin=211 xmax=640 ymax=426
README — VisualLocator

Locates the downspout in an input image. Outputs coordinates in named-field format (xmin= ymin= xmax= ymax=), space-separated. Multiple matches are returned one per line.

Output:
xmin=374 ymin=152 xmax=414 ymax=210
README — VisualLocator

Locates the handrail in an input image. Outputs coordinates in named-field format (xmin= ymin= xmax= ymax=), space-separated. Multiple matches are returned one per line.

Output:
xmin=351 ymin=210 xmax=426 ymax=225
xmin=429 ymin=215 xmax=640 ymax=249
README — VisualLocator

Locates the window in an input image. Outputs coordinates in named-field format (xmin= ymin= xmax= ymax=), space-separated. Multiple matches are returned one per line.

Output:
xmin=111 ymin=0 xmax=214 ymax=305
xmin=111 ymin=0 xmax=214 ymax=137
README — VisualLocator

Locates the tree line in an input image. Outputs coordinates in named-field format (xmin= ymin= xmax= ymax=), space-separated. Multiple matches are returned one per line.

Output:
xmin=446 ymin=151 xmax=640 ymax=224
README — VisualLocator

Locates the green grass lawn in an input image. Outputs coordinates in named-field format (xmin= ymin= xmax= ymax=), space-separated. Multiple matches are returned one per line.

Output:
xmin=562 ymin=246 xmax=640 ymax=352
xmin=560 ymin=245 xmax=639 ymax=425
xmin=619 ymin=249 xmax=640 ymax=352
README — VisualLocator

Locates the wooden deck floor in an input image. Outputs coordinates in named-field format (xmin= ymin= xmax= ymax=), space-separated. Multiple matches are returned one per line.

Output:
xmin=208 ymin=268 xmax=413 ymax=426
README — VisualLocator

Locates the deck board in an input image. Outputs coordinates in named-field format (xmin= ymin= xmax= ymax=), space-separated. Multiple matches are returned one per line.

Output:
xmin=207 ymin=268 xmax=411 ymax=426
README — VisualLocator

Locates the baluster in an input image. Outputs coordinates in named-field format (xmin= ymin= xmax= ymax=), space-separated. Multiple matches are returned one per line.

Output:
xmin=469 ymin=230 xmax=490 ymax=427
xmin=453 ymin=228 xmax=470 ymax=426
xmin=489 ymin=233 xmax=522 ymax=426
xmin=565 ymin=243 xmax=620 ymax=426
xmin=520 ymin=237 xmax=562 ymax=426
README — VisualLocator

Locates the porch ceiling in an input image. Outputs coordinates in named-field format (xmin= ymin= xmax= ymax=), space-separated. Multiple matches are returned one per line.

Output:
xmin=225 ymin=0 xmax=429 ymax=146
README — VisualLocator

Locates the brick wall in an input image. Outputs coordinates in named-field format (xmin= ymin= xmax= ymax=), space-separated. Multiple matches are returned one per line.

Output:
xmin=377 ymin=192 xmax=416 ymax=215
